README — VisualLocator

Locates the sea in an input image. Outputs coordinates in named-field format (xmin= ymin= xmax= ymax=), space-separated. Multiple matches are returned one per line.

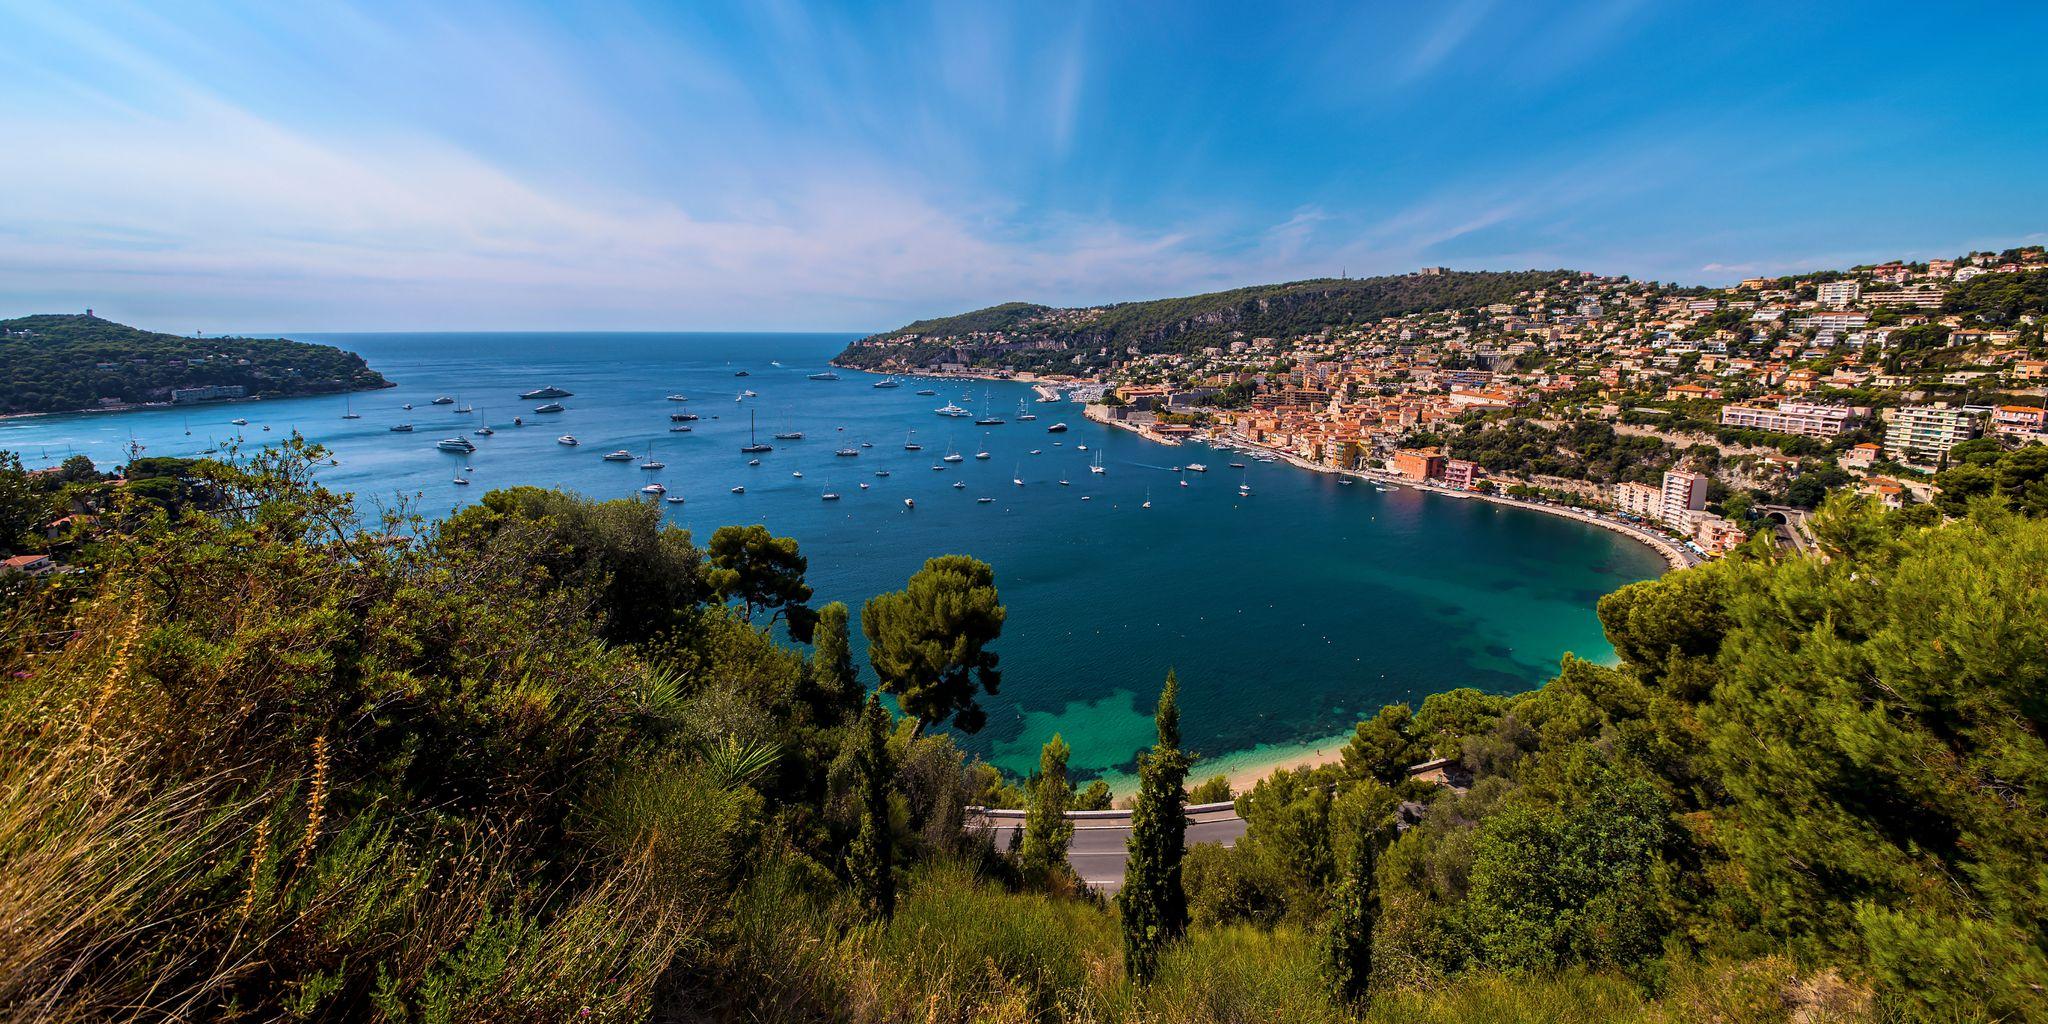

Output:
xmin=0 ymin=331 xmax=1666 ymax=783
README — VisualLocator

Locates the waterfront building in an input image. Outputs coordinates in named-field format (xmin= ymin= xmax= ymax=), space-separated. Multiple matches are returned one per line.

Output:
xmin=1719 ymin=399 xmax=1859 ymax=438
xmin=1391 ymin=446 xmax=1446 ymax=482
xmin=170 ymin=384 xmax=250 ymax=404
xmin=1612 ymin=481 xmax=1660 ymax=520
xmin=1440 ymin=458 xmax=1478 ymax=490
xmin=1660 ymin=471 xmax=1709 ymax=528
xmin=1885 ymin=404 xmax=1980 ymax=463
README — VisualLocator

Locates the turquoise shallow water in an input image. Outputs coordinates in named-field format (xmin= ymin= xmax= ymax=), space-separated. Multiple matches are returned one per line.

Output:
xmin=0 ymin=332 xmax=1665 ymax=780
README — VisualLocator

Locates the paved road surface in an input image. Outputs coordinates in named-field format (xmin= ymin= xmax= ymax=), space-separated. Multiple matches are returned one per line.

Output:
xmin=971 ymin=802 xmax=1246 ymax=892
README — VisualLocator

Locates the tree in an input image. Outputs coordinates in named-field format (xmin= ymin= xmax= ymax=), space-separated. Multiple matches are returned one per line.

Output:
xmin=1119 ymin=671 xmax=1190 ymax=985
xmin=705 ymin=524 xmax=814 ymax=627
xmin=861 ymin=555 xmax=1006 ymax=732
xmin=0 ymin=450 xmax=35 ymax=550
xmin=802 ymin=602 xmax=859 ymax=728
xmin=1321 ymin=795 xmax=1390 ymax=1006
xmin=1018 ymin=733 xmax=1075 ymax=877
xmin=847 ymin=694 xmax=896 ymax=919
xmin=1341 ymin=702 xmax=1419 ymax=784
xmin=1074 ymin=779 xmax=1113 ymax=811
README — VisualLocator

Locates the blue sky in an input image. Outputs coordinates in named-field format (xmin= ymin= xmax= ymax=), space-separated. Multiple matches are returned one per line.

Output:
xmin=2 ymin=1 xmax=2045 ymax=332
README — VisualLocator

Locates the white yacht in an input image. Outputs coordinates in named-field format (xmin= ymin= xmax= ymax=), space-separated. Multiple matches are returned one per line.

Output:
xmin=558 ymin=435 xmax=579 ymax=446
xmin=1089 ymin=450 xmax=1105 ymax=475
xmin=934 ymin=402 xmax=970 ymax=418
xmin=603 ymin=449 xmax=634 ymax=461
xmin=641 ymin=483 xmax=666 ymax=495
xmin=436 ymin=437 xmax=477 ymax=453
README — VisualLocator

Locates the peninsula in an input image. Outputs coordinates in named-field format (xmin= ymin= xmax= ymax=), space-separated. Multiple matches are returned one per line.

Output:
xmin=0 ymin=312 xmax=391 ymax=416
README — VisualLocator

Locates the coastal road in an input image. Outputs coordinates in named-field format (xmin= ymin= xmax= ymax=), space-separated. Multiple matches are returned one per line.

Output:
xmin=970 ymin=801 xmax=1246 ymax=892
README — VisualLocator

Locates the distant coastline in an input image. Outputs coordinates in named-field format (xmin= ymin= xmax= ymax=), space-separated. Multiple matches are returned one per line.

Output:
xmin=0 ymin=381 xmax=397 ymax=422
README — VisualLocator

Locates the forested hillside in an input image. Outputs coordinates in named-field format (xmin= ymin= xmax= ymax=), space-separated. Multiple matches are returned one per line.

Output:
xmin=836 ymin=270 xmax=1577 ymax=374
xmin=0 ymin=314 xmax=390 ymax=414
xmin=1 ymin=440 xmax=2042 ymax=1022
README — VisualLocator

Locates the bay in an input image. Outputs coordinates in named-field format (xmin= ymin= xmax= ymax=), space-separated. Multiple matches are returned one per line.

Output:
xmin=0 ymin=331 xmax=1667 ymax=781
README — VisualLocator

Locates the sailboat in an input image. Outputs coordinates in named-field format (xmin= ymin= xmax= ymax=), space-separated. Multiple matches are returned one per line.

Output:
xmin=342 ymin=396 xmax=360 ymax=420
xmin=740 ymin=410 xmax=774 ymax=453
xmin=903 ymin=430 xmax=922 ymax=451
xmin=975 ymin=432 xmax=991 ymax=459
xmin=640 ymin=445 xmax=665 ymax=470
xmin=773 ymin=411 xmax=804 ymax=440
xmin=475 ymin=411 xmax=494 ymax=436
xmin=1238 ymin=467 xmax=1253 ymax=496
xmin=1013 ymin=464 xmax=1024 ymax=487
xmin=942 ymin=440 xmax=964 ymax=463
xmin=974 ymin=389 xmax=1005 ymax=425
xmin=1179 ymin=468 xmax=1189 ymax=487
xmin=1089 ymin=450 xmax=1105 ymax=475
xmin=1017 ymin=399 xmax=1037 ymax=422
xmin=1142 ymin=488 xmax=1152 ymax=509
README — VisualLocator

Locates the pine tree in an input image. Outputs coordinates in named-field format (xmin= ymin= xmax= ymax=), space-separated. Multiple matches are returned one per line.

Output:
xmin=1321 ymin=802 xmax=1386 ymax=1006
xmin=1119 ymin=670 xmax=1190 ymax=985
xmin=1018 ymin=733 xmax=1075 ymax=876
xmin=847 ymin=693 xmax=896 ymax=918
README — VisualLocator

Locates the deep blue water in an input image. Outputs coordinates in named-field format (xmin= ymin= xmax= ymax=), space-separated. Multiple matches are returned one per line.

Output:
xmin=0 ymin=332 xmax=1665 ymax=779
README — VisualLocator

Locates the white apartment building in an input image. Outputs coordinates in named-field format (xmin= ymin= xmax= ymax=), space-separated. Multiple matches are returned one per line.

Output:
xmin=1719 ymin=400 xmax=1858 ymax=438
xmin=1863 ymin=289 xmax=1946 ymax=309
xmin=1613 ymin=481 xmax=1660 ymax=520
xmin=1661 ymin=471 xmax=1710 ymax=527
xmin=1885 ymin=404 xmax=1980 ymax=464
xmin=1817 ymin=280 xmax=1861 ymax=307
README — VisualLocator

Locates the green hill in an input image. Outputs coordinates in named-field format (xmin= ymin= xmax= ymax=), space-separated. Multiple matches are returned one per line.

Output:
xmin=0 ymin=313 xmax=390 ymax=415
xmin=835 ymin=269 xmax=1578 ymax=374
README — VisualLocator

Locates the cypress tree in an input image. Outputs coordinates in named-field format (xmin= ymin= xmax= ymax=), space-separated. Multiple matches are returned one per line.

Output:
xmin=1119 ymin=670 xmax=1190 ymax=985
xmin=1321 ymin=803 xmax=1386 ymax=1005
xmin=1018 ymin=733 xmax=1075 ymax=876
xmin=847 ymin=693 xmax=896 ymax=918
xmin=806 ymin=601 xmax=859 ymax=727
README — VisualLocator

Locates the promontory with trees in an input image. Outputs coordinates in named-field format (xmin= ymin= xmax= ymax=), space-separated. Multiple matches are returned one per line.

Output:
xmin=2 ymin=434 xmax=2043 ymax=1022
xmin=0 ymin=312 xmax=391 ymax=415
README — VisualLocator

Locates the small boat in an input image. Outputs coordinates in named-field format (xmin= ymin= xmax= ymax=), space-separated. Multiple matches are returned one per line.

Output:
xmin=640 ymin=446 xmax=665 ymax=469
xmin=558 ymin=435 xmax=579 ymax=446
xmin=732 ymin=486 xmax=746 ymax=494
xmin=793 ymin=470 xmax=804 ymax=478
xmin=875 ymin=470 xmax=890 ymax=477
xmin=743 ymin=389 xmax=758 ymax=398
xmin=822 ymin=492 xmax=840 ymax=500
xmin=836 ymin=448 xmax=859 ymax=457
xmin=858 ymin=482 xmax=870 ymax=490
xmin=1017 ymin=399 xmax=1037 ymax=422
xmin=770 ymin=360 xmax=782 ymax=367
xmin=1058 ymin=478 xmax=1069 ymax=486
xmin=475 ymin=422 xmax=495 ymax=436
xmin=809 ymin=371 xmax=840 ymax=381
xmin=1029 ymin=449 xmax=1041 ymax=455
xmin=671 ymin=413 xmax=699 ymax=422
xmin=522 ymin=386 xmax=573 ymax=400
xmin=436 ymin=437 xmax=477 ymax=453
xmin=456 ymin=404 xmax=472 ymax=414
xmin=402 ymin=403 xmax=413 ymax=410
xmin=230 ymin=418 xmax=248 ymax=426
xmin=390 ymin=423 xmax=414 ymax=433
xmin=861 ymin=441 xmax=874 ymax=448
xmin=953 ymin=482 xmax=966 ymax=489
xmin=904 ymin=430 xmax=922 ymax=451
xmin=432 ymin=396 xmax=454 ymax=405
xmin=735 ymin=392 xmax=745 ymax=403
xmin=943 ymin=450 xmax=964 ymax=463
xmin=1340 ymin=478 xmax=1354 ymax=486
xmin=1077 ymin=443 xmax=1089 ymax=451
xmin=1013 ymin=465 xmax=1024 ymax=486
xmin=1186 ymin=463 xmax=1207 ymax=472
xmin=872 ymin=379 xmax=901 ymax=389
xmin=774 ymin=431 xmax=804 ymax=440
xmin=748 ymin=458 xmax=761 ymax=466
xmin=1179 ymin=470 xmax=1189 ymax=488
xmin=904 ymin=498 xmax=915 ymax=509
xmin=453 ymin=476 xmax=470 ymax=485
xmin=1089 ymin=451 xmax=1105 ymax=475
xmin=604 ymin=450 xmax=634 ymax=461
xmin=670 ymin=425 xmax=692 ymax=432
xmin=641 ymin=483 xmax=666 ymax=495
xmin=1142 ymin=491 xmax=1152 ymax=509
xmin=666 ymin=394 xmax=689 ymax=402
xmin=534 ymin=402 xmax=565 ymax=413
xmin=932 ymin=464 xmax=945 ymax=472
xmin=1229 ymin=462 xmax=1246 ymax=469
xmin=1046 ymin=422 xmax=1068 ymax=433
xmin=513 ymin=416 xmax=524 ymax=427
xmin=342 ymin=398 xmax=360 ymax=420
xmin=666 ymin=495 xmax=686 ymax=504
xmin=977 ymin=496 xmax=994 ymax=504
xmin=734 ymin=370 xmax=750 ymax=377
xmin=915 ymin=389 xmax=936 ymax=396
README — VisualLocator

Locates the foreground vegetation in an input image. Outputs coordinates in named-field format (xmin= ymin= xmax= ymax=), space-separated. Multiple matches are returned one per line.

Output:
xmin=1 ymin=438 xmax=2042 ymax=1021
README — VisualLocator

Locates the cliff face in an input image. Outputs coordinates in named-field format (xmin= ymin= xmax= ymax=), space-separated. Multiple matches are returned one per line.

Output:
xmin=836 ymin=269 xmax=1575 ymax=374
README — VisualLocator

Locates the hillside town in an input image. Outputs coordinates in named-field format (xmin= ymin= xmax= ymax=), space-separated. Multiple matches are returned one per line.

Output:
xmin=855 ymin=249 xmax=2048 ymax=562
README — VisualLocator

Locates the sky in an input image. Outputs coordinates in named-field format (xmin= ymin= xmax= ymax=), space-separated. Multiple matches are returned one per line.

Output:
xmin=2 ymin=1 xmax=2046 ymax=333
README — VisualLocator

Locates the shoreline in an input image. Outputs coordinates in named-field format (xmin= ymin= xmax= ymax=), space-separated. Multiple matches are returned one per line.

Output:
xmin=0 ymin=381 xmax=398 ymax=423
